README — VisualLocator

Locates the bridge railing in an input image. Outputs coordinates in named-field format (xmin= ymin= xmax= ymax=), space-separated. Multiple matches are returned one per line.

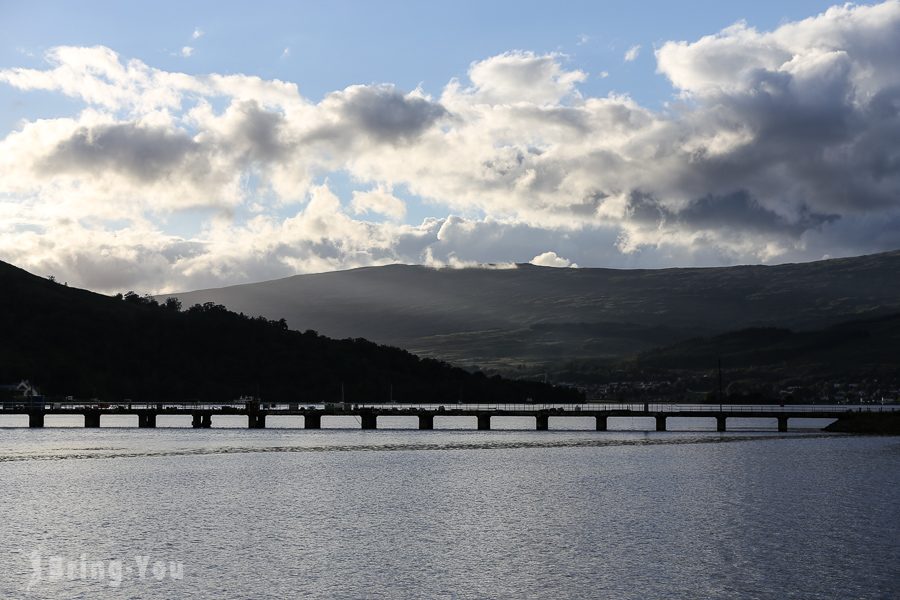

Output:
xmin=3 ymin=400 xmax=897 ymax=413
xmin=345 ymin=403 xmax=897 ymax=413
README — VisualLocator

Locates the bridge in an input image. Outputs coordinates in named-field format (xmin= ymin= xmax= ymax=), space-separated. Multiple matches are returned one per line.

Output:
xmin=2 ymin=400 xmax=894 ymax=431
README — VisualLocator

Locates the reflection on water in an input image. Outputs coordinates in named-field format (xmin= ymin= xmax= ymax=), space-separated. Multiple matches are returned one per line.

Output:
xmin=0 ymin=426 xmax=897 ymax=599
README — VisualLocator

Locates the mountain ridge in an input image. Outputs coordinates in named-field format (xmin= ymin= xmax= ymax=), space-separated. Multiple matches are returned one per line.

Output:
xmin=161 ymin=250 xmax=900 ymax=372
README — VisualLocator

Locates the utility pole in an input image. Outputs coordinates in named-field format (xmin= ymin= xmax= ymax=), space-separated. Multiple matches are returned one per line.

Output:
xmin=718 ymin=358 xmax=723 ymax=412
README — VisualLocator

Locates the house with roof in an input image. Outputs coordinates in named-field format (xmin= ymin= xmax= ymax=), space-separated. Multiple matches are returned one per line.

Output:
xmin=0 ymin=380 xmax=44 ymax=409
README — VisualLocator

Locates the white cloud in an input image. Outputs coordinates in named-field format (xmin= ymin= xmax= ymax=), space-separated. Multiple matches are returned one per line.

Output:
xmin=624 ymin=44 xmax=641 ymax=62
xmin=281 ymin=47 xmax=290 ymax=59
xmin=2 ymin=2 xmax=900 ymax=292
xmin=192 ymin=28 xmax=204 ymax=40
xmin=455 ymin=51 xmax=586 ymax=105
xmin=351 ymin=186 xmax=407 ymax=220
xmin=531 ymin=251 xmax=577 ymax=268
xmin=180 ymin=46 xmax=194 ymax=58
xmin=577 ymin=34 xmax=591 ymax=46
xmin=598 ymin=70 xmax=609 ymax=79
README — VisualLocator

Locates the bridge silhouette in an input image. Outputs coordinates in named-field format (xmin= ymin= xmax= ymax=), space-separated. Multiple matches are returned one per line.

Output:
xmin=3 ymin=400 xmax=893 ymax=431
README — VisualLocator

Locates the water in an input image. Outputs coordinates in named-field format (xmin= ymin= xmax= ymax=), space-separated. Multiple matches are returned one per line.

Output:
xmin=0 ymin=422 xmax=897 ymax=599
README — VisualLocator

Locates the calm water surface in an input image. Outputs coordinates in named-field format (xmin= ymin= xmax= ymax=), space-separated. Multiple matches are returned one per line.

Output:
xmin=0 ymin=420 xmax=897 ymax=599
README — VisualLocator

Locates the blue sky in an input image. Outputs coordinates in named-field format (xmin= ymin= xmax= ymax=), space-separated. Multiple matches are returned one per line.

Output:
xmin=1 ymin=1 xmax=898 ymax=292
xmin=2 ymin=1 xmax=839 ymax=119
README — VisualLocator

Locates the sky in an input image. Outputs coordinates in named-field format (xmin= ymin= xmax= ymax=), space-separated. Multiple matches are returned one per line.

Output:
xmin=1 ymin=0 xmax=899 ymax=293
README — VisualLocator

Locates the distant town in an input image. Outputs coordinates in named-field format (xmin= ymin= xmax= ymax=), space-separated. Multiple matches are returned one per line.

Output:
xmin=571 ymin=376 xmax=900 ymax=405
xmin=4 ymin=376 xmax=898 ymax=408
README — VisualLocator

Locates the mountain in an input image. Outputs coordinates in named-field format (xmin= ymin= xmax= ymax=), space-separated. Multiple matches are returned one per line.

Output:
xmin=162 ymin=250 xmax=900 ymax=373
xmin=0 ymin=260 xmax=580 ymax=404
xmin=635 ymin=312 xmax=900 ymax=375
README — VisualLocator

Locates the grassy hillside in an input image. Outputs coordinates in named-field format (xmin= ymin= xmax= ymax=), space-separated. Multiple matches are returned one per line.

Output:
xmin=0 ymin=260 xmax=581 ymax=404
xmin=635 ymin=313 xmax=900 ymax=374
xmin=164 ymin=251 xmax=900 ymax=371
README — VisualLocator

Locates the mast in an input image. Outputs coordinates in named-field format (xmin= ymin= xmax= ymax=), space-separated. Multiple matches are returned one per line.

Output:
xmin=718 ymin=358 xmax=723 ymax=411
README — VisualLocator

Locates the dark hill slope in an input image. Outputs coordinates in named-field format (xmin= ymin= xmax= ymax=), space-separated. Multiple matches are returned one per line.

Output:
xmin=163 ymin=251 xmax=900 ymax=369
xmin=635 ymin=313 xmax=900 ymax=374
xmin=0 ymin=260 xmax=579 ymax=404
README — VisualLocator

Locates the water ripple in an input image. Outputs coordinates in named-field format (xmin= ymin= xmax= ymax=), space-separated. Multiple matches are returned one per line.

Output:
xmin=0 ymin=432 xmax=840 ymax=462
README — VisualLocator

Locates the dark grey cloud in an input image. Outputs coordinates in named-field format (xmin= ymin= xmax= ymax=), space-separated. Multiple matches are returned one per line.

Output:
xmin=336 ymin=85 xmax=447 ymax=144
xmin=157 ymin=240 xmax=207 ymax=262
xmin=662 ymin=31 xmax=900 ymax=228
xmin=40 ymin=123 xmax=205 ymax=182
xmin=509 ymin=105 xmax=590 ymax=133
xmin=626 ymin=190 xmax=838 ymax=237
xmin=228 ymin=100 xmax=292 ymax=162
xmin=298 ymin=85 xmax=447 ymax=155
xmin=566 ymin=192 xmax=608 ymax=217
xmin=679 ymin=192 xmax=838 ymax=235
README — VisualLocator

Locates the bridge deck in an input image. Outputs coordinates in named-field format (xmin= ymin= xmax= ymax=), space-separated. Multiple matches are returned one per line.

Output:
xmin=10 ymin=408 xmax=853 ymax=418
xmin=2 ymin=403 xmax=890 ymax=430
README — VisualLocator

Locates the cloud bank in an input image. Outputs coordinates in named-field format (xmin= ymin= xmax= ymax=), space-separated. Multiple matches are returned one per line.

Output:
xmin=2 ymin=1 xmax=900 ymax=292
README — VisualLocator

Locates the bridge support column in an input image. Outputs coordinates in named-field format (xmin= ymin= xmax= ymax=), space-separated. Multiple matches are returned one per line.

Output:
xmin=716 ymin=415 xmax=727 ymax=432
xmin=84 ymin=411 xmax=101 ymax=428
xmin=360 ymin=413 xmax=377 ymax=430
xmin=138 ymin=413 xmax=157 ymax=428
xmin=596 ymin=415 xmax=608 ymax=431
xmin=248 ymin=414 xmax=266 ymax=429
xmin=477 ymin=414 xmax=491 ymax=431
xmin=192 ymin=412 xmax=211 ymax=428
xmin=535 ymin=414 xmax=549 ymax=431
xmin=778 ymin=416 xmax=788 ymax=432
xmin=418 ymin=414 xmax=434 ymax=430
xmin=655 ymin=415 xmax=667 ymax=432
xmin=304 ymin=413 xmax=321 ymax=429
xmin=28 ymin=412 xmax=44 ymax=428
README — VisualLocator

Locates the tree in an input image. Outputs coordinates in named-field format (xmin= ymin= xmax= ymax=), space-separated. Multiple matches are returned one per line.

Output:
xmin=163 ymin=297 xmax=182 ymax=312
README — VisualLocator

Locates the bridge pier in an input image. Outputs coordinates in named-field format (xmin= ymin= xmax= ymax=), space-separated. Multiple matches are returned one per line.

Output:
xmin=84 ymin=411 xmax=101 ymax=428
xmin=17 ymin=406 xmax=833 ymax=434
xmin=192 ymin=412 xmax=212 ymax=428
